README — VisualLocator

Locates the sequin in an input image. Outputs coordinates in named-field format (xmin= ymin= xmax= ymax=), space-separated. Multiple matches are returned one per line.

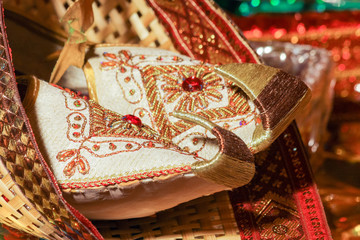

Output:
xmin=125 ymin=143 xmax=133 ymax=149
xmin=124 ymin=77 xmax=131 ymax=83
xmin=193 ymin=138 xmax=199 ymax=145
xmin=73 ymin=100 xmax=82 ymax=107
xmin=72 ymin=123 xmax=81 ymax=129
xmin=74 ymin=116 xmax=82 ymax=121
xmin=109 ymin=143 xmax=117 ymax=150
xmin=92 ymin=144 xmax=100 ymax=151
xmin=129 ymin=89 xmax=135 ymax=95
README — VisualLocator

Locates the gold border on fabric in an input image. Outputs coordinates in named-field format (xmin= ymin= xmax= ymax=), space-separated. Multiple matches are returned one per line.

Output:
xmin=20 ymin=75 xmax=40 ymax=113
xmin=83 ymin=61 xmax=98 ymax=102
xmin=215 ymin=63 xmax=279 ymax=100
xmin=215 ymin=63 xmax=311 ymax=153
xmin=172 ymin=111 xmax=255 ymax=188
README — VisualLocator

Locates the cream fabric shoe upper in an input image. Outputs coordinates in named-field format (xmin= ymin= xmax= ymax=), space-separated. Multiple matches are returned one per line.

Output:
xmin=61 ymin=46 xmax=260 ymax=161
xmin=24 ymin=77 xmax=231 ymax=219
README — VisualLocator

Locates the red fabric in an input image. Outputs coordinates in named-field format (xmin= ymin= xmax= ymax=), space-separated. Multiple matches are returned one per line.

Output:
xmin=229 ymin=123 xmax=332 ymax=239
xmin=232 ymin=11 xmax=360 ymax=102
xmin=146 ymin=0 xmax=261 ymax=64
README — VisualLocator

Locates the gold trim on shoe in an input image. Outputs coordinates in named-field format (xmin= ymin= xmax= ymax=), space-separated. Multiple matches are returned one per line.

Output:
xmin=83 ymin=61 xmax=98 ymax=102
xmin=215 ymin=63 xmax=311 ymax=152
xmin=18 ymin=75 xmax=40 ymax=113
xmin=172 ymin=112 xmax=255 ymax=188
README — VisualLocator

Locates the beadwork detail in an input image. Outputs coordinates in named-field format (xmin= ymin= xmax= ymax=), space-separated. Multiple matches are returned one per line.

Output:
xmin=92 ymin=144 xmax=100 ymax=151
xmin=73 ymin=132 xmax=80 ymax=138
xmin=74 ymin=100 xmax=82 ymax=107
xmin=109 ymin=143 xmax=117 ymax=150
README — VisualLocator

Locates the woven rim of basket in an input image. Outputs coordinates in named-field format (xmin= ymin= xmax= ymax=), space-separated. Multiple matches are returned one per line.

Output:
xmin=0 ymin=2 xmax=103 ymax=239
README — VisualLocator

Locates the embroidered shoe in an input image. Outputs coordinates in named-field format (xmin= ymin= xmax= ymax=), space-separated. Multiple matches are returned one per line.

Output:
xmin=60 ymin=46 xmax=310 ymax=160
xmin=20 ymin=75 xmax=254 ymax=220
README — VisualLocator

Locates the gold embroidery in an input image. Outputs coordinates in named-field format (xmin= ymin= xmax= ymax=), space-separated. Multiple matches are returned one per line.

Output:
xmin=142 ymin=64 xmax=253 ymax=139
xmin=57 ymin=88 xmax=183 ymax=177
xmin=98 ymin=50 xmax=185 ymax=105
xmin=98 ymin=51 xmax=255 ymax=141
xmin=160 ymin=65 xmax=223 ymax=112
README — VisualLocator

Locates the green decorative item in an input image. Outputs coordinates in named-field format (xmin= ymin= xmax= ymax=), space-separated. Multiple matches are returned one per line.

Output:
xmin=215 ymin=0 xmax=360 ymax=15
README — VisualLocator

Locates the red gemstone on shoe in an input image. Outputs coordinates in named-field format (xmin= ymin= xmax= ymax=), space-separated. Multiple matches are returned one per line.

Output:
xmin=182 ymin=76 xmax=203 ymax=92
xmin=123 ymin=115 xmax=142 ymax=126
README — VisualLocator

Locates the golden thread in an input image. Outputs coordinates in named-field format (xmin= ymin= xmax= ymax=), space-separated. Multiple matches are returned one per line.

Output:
xmin=83 ymin=62 xmax=98 ymax=102
xmin=20 ymin=75 xmax=40 ymax=113
xmin=172 ymin=112 xmax=255 ymax=188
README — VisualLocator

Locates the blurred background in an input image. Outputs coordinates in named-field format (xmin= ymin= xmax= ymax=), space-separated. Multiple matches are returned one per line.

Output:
xmin=213 ymin=0 xmax=360 ymax=239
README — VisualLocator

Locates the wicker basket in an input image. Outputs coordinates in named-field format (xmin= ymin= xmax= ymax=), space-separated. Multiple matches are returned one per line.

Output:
xmin=4 ymin=0 xmax=175 ymax=50
xmin=94 ymin=192 xmax=240 ymax=240
xmin=0 ymin=17 xmax=81 ymax=239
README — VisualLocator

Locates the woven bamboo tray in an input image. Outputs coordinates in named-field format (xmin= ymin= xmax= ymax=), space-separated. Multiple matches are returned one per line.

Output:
xmin=4 ymin=0 xmax=175 ymax=50
xmin=94 ymin=192 xmax=240 ymax=240
xmin=1 ymin=0 xmax=242 ymax=239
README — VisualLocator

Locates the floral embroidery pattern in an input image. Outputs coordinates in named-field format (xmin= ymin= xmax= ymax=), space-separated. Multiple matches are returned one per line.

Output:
xmin=56 ymin=89 xmax=181 ymax=177
xmin=98 ymin=50 xmax=259 ymax=156
xmin=100 ymin=50 xmax=184 ymax=70
xmin=160 ymin=65 xmax=224 ymax=112
xmin=100 ymin=50 xmax=184 ymax=105
xmin=260 ymin=218 xmax=302 ymax=239
xmin=142 ymin=64 xmax=256 ymax=139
